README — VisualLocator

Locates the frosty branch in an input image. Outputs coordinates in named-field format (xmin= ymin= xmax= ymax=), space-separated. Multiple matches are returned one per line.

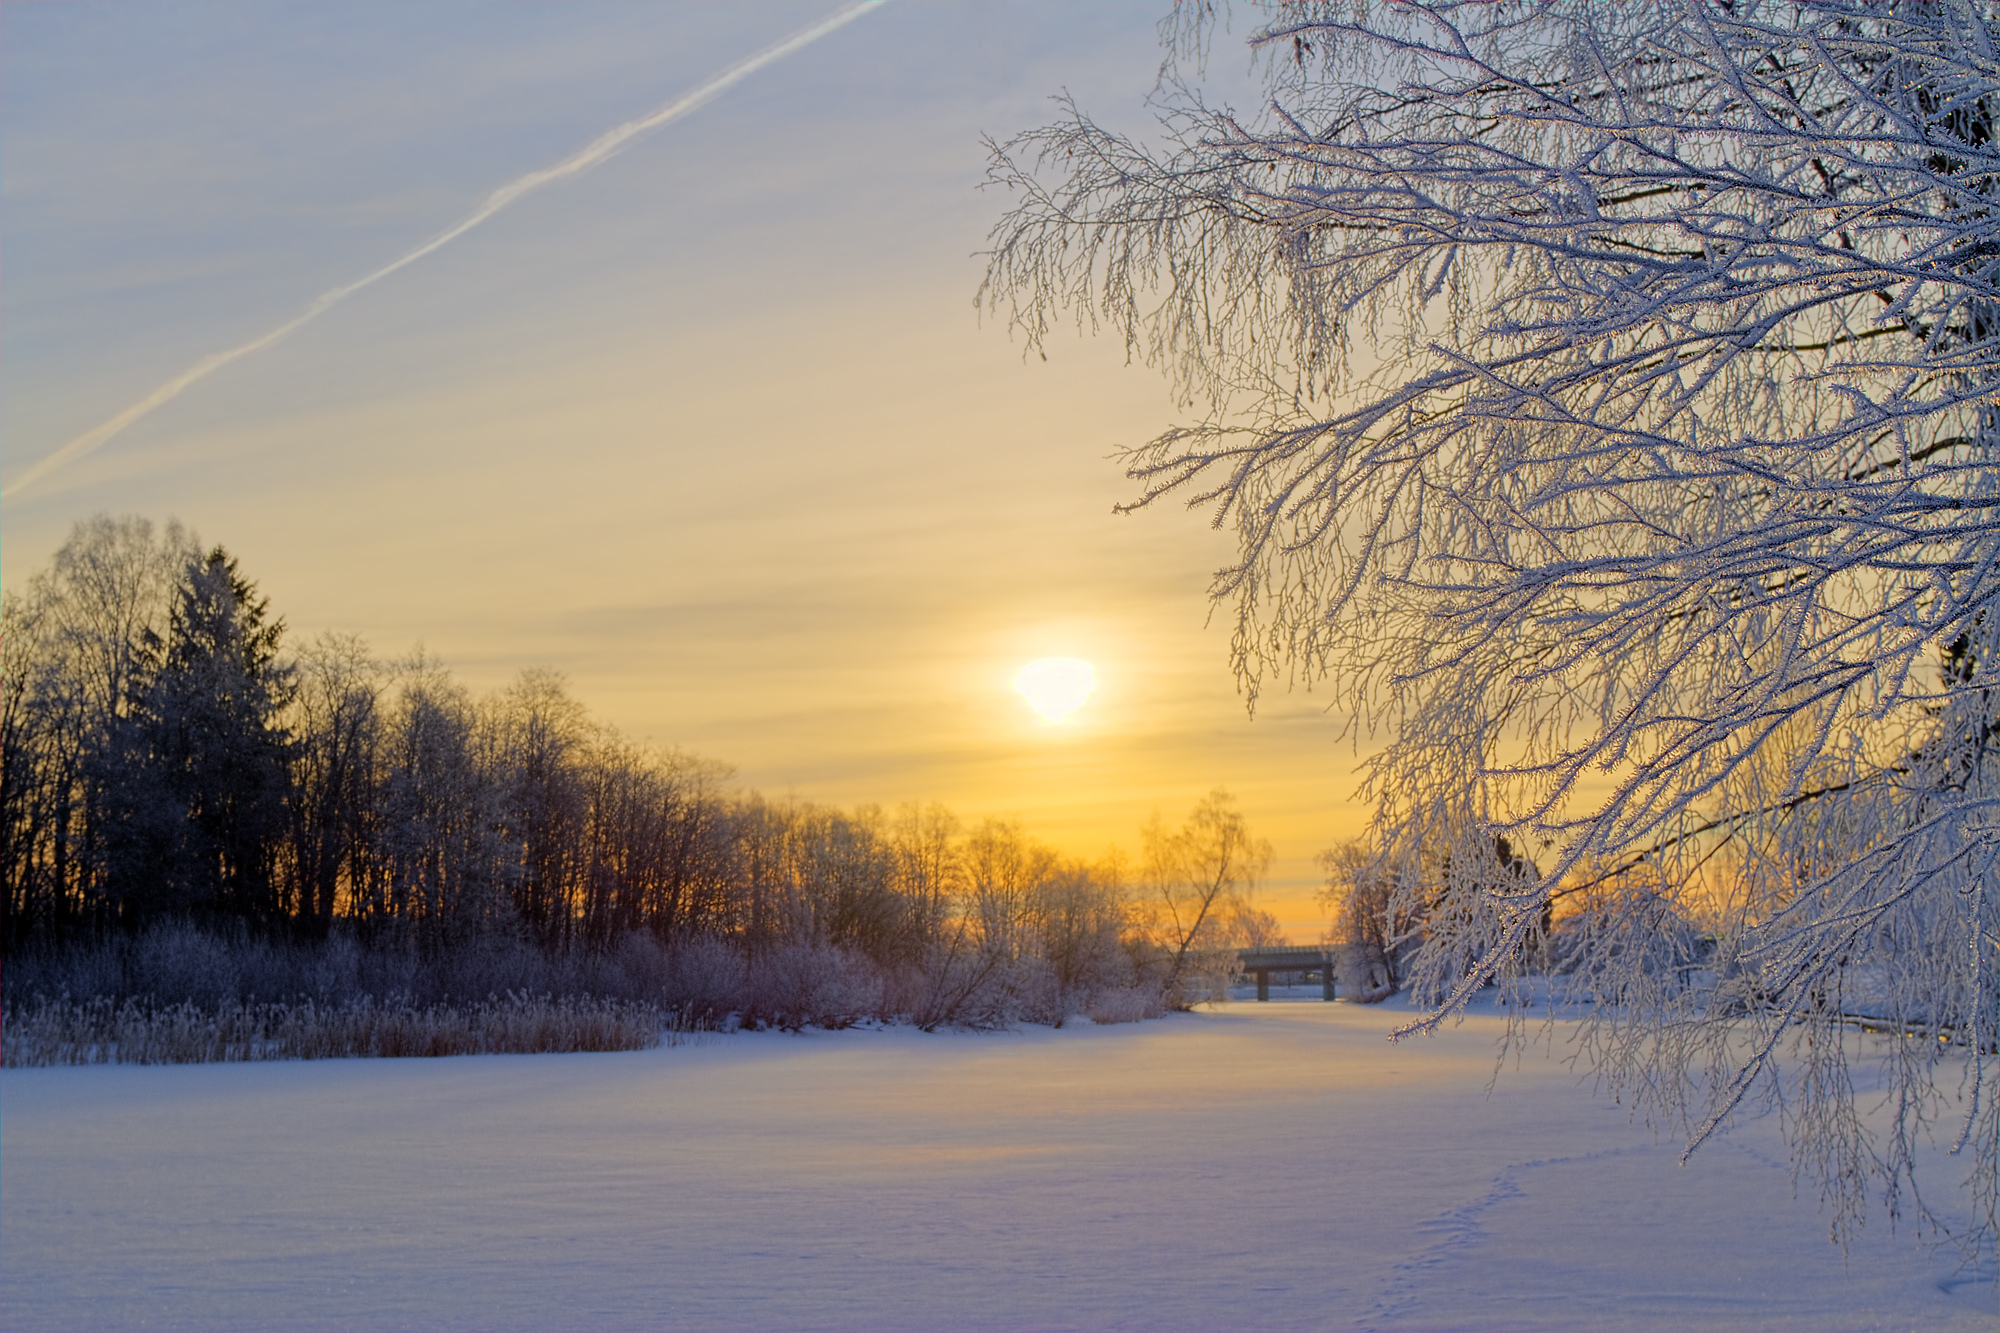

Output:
xmin=986 ymin=0 xmax=1998 ymax=1253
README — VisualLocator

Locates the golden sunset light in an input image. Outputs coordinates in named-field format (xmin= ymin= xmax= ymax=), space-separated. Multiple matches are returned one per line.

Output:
xmin=0 ymin=4 xmax=1355 ymax=936
xmin=1013 ymin=657 xmax=1094 ymax=721
xmin=2 ymin=6 xmax=1988 ymax=1327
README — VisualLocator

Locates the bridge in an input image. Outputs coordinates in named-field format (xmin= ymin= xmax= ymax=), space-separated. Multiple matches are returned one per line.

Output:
xmin=1236 ymin=946 xmax=1337 ymax=1001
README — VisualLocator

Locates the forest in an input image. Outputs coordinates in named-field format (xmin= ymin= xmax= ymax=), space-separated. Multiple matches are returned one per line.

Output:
xmin=1 ymin=515 xmax=1286 ymax=1060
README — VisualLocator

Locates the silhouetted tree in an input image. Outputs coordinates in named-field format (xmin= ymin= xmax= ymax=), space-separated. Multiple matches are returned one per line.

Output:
xmin=3 ymin=518 xmax=1206 ymax=1040
xmin=1135 ymin=789 xmax=1272 ymax=1005
xmin=97 ymin=547 xmax=294 ymax=929
xmin=0 ymin=516 xmax=192 ymax=942
xmin=287 ymin=633 xmax=383 ymax=939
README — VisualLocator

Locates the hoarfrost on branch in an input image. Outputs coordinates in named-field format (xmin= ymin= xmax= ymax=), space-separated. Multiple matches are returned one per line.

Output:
xmin=985 ymin=0 xmax=1998 ymax=1250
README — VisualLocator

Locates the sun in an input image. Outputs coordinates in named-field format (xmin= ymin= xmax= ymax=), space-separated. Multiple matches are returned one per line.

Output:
xmin=1015 ymin=657 xmax=1095 ymax=721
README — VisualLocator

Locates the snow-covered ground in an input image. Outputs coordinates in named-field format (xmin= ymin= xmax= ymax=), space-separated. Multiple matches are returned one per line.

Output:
xmin=2 ymin=996 xmax=1991 ymax=1332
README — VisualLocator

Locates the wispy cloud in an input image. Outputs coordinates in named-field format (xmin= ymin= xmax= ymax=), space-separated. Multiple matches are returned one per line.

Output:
xmin=2 ymin=0 xmax=889 ymax=502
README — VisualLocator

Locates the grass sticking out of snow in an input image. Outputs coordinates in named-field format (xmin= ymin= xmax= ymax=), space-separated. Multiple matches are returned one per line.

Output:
xmin=1 ymin=993 xmax=691 ymax=1065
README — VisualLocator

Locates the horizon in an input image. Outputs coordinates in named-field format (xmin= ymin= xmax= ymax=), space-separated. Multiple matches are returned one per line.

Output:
xmin=0 ymin=2 xmax=1369 ymax=939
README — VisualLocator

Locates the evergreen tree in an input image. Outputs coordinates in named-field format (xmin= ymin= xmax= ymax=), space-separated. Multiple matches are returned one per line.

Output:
xmin=97 ymin=548 xmax=294 ymax=929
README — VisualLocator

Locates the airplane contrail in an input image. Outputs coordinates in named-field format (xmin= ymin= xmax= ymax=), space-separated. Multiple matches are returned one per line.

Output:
xmin=2 ymin=0 xmax=889 ymax=502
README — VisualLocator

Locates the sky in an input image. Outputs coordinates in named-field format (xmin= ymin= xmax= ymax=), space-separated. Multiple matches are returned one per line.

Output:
xmin=0 ymin=1 xmax=1374 ymax=937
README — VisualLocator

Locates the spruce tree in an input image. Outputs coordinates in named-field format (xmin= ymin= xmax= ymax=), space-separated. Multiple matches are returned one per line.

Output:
xmin=98 ymin=548 xmax=294 ymax=929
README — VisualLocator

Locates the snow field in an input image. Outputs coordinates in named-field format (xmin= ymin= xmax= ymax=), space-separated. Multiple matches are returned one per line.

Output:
xmin=2 ymin=998 xmax=1990 ymax=1331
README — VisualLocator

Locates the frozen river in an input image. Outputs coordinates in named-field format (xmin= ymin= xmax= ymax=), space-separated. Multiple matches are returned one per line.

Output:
xmin=2 ymin=997 xmax=1990 ymax=1331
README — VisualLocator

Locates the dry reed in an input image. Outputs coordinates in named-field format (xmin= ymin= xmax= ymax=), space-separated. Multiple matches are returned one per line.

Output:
xmin=2 ymin=993 xmax=693 ymax=1067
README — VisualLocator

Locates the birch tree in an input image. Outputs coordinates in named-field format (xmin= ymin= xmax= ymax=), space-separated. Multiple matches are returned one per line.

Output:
xmin=986 ymin=0 xmax=1998 ymax=1248
xmin=1137 ymin=789 xmax=1273 ymax=1004
xmin=0 ymin=517 xmax=193 ymax=941
xmin=287 ymin=634 xmax=383 ymax=939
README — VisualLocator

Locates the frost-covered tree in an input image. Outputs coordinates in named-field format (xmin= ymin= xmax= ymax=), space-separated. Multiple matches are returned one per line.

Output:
xmin=1135 ymin=789 xmax=1273 ymax=1004
xmin=0 ymin=517 xmax=194 ymax=942
xmin=368 ymin=656 xmax=515 ymax=946
xmin=986 ymin=0 xmax=1997 ymax=1248
xmin=97 ymin=547 xmax=295 ymax=929
xmin=287 ymin=633 xmax=384 ymax=939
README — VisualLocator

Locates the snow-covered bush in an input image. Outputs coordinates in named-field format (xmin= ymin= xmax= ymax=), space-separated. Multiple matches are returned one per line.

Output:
xmin=740 ymin=944 xmax=889 ymax=1032
xmin=1082 ymin=984 xmax=1166 ymax=1026
xmin=653 ymin=935 xmax=749 ymax=1025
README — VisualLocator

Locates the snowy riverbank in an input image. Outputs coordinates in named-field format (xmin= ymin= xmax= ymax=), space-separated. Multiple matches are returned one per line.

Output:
xmin=2 ymin=997 xmax=1989 ymax=1331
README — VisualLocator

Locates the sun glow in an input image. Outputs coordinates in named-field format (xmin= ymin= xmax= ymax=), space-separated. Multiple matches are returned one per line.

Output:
xmin=1015 ymin=657 xmax=1095 ymax=721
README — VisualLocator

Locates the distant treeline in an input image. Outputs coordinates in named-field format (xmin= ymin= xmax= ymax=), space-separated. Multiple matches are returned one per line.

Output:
xmin=2 ymin=517 xmax=1282 ymax=1035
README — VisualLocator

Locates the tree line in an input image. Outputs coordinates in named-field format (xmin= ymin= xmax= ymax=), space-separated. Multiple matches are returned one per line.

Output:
xmin=2 ymin=516 xmax=1282 ymax=1026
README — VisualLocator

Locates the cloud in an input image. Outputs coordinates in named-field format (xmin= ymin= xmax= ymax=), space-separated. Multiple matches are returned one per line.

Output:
xmin=0 ymin=0 xmax=888 ymax=503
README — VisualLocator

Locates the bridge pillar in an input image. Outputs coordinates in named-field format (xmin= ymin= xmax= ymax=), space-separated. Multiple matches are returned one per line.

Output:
xmin=1255 ymin=969 xmax=1270 ymax=1002
xmin=1322 ymin=967 xmax=1336 ymax=1002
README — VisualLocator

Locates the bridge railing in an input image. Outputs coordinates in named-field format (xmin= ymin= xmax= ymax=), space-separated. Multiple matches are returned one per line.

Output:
xmin=1235 ymin=947 xmax=1337 ymax=1002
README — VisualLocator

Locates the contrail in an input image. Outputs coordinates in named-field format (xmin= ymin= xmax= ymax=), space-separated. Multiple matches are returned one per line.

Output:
xmin=2 ymin=1 xmax=888 ymax=502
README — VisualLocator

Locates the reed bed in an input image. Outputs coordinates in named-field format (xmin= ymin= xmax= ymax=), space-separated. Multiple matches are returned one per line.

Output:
xmin=2 ymin=993 xmax=692 ymax=1067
